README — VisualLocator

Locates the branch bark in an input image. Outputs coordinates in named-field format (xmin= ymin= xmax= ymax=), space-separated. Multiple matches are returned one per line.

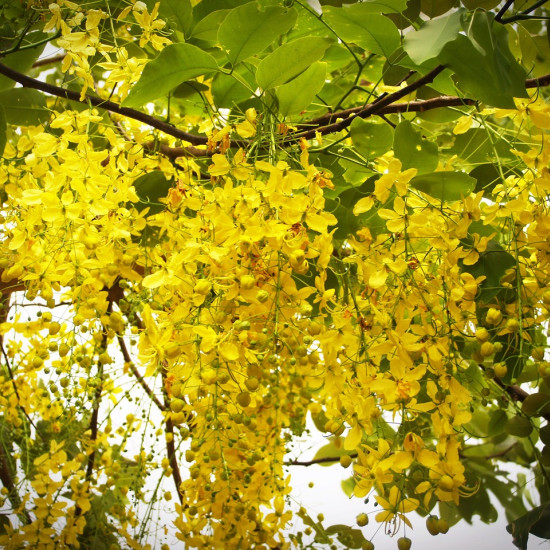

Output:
xmin=285 ymin=453 xmax=358 ymax=466
xmin=0 ymin=62 xmax=208 ymax=146
xmin=2 ymin=58 xmax=550 ymax=161
xmin=288 ymin=65 xmax=446 ymax=141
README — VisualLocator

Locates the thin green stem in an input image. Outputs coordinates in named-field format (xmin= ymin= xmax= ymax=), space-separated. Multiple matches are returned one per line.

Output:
xmin=294 ymin=0 xmax=362 ymax=68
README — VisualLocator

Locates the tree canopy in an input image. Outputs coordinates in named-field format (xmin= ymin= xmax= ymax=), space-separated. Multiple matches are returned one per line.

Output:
xmin=1 ymin=0 xmax=550 ymax=548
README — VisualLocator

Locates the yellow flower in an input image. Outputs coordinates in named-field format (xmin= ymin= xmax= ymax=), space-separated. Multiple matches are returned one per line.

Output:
xmin=374 ymin=486 xmax=419 ymax=533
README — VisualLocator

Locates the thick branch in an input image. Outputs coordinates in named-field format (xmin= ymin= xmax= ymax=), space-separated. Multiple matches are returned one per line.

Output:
xmin=295 ymin=71 xmax=550 ymax=138
xmin=289 ymin=65 xmax=446 ymax=141
xmin=0 ymin=62 xmax=208 ymax=146
xmin=3 ymin=57 xmax=550 ymax=163
xmin=299 ymin=96 xmax=476 ymax=132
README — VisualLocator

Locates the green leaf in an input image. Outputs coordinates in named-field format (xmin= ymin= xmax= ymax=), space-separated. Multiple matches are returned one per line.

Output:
xmin=211 ymin=67 xmax=255 ymax=108
xmin=409 ymin=171 xmax=475 ymax=202
xmin=0 ymin=106 xmax=6 ymax=157
xmin=312 ymin=438 xmax=352 ymax=466
xmin=132 ymin=171 xmax=172 ymax=216
xmin=323 ymin=6 xmax=400 ymax=57
xmin=505 ymin=416 xmax=533 ymax=438
xmin=311 ymin=408 xmax=329 ymax=432
xmin=172 ymin=81 xmax=209 ymax=99
xmin=0 ymin=88 xmax=48 ymax=126
xmin=324 ymin=0 xmax=407 ymax=10
xmin=190 ymin=9 xmax=230 ymax=43
xmin=193 ymin=0 xmax=244 ymax=19
xmin=522 ymin=393 xmax=550 ymax=417
xmin=439 ymin=12 xmax=528 ymax=108
xmin=393 ymin=120 xmax=438 ymax=174
xmin=350 ymin=118 xmax=394 ymax=160
xmin=275 ymin=62 xmax=326 ymax=116
xmin=256 ymin=37 xmax=332 ymax=90
xmin=341 ymin=477 xmax=356 ymax=498
xmin=541 ymin=424 xmax=550 ymax=445
xmin=451 ymin=128 xmax=525 ymax=167
xmin=488 ymin=409 xmax=507 ymax=436
xmin=461 ymin=0 xmax=501 ymax=9
xmin=325 ymin=525 xmax=367 ymax=549
xmin=404 ymin=9 xmax=464 ymax=64
xmin=0 ymin=31 xmax=48 ymax=92
xmin=158 ymin=0 xmax=193 ymax=38
xmin=122 ymin=44 xmax=218 ymax=108
xmin=326 ymin=197 xmax=361 ymax=239
xmin=461 ymin=240 xmax=516 ymax=303
xmin=420 ymin=0 xmax=459 ymax=17
xmin=0 ymin=514 xmax=10 ymax=535
xmin=508 ymin=502 xmax=550 ymax=550
xmin=297 ymin=508 xmax=330 ymax=544
xmin=218 ymin=2 xmax=297 ymax=66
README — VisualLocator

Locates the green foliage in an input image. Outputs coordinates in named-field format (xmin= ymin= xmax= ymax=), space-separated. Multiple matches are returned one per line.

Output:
xmin=122 ymin=43 xmax=219 ymax=107
xmin=1 ymin=0 xmax=550 ymax=549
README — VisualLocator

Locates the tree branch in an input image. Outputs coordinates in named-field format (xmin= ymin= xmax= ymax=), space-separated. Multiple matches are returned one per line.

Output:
xmin=117 ymin=334 xmax=165 ymax=412
xmin=500 ymin=0 xmax=550 ymax=23
xmin=495 ymin=0 xmax=515 ymax=22
xmin=298 ymin=96 xmax=476 ymax=132
xmin=285 ymin=453 xmax=357 ymax=466
xmin=3 ymin=57 xmax=550 ymax=164
xmin=32 ymin=53 xmax=65 ymax=69
xmin=288 ymin=65 xmax=446 ymax=141
xmin=0 ymin=62 xmax=208 ymax=146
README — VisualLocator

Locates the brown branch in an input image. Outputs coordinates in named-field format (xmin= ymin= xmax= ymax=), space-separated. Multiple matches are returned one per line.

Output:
xmin=3 ymin=53 xmax=550 ymax=162
xmin=526 ymin=72 xmax=550 ymax=88
xmin=289 ymin=65 xmax=446 ymax=141
xmin=117 ymin=335 xmax=165 ymax=412
xmin=295 ymin=71 xmax=550 ymax=140
xmin=494 ymin=378 xmax=550 ymax=423
xmin=164 ymin=412 xmax=184 ymax=505
xmin=132 ymin=309 xmax=184 ymax=504
xmin=144 ymin=142 xmax=210 ymax=159
xmin=76 ymin=332 xmax=107 ymax=519
xmin=0 ymin=62 xmax=208 ymax=146
xmin=0 ymin=276 xmax=26 ymax=298
xmin=285 ymin=453 xmax=357 ymax=466
xmin=32 ymin=53 xmax=65 ymax=68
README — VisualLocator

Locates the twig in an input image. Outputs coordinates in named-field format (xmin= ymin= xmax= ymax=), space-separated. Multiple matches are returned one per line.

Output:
xmin=285 ymin=453 xmax=358 ymax=466
xmin=32 ymin=53 xmax=65 ymax=68
xmin=495 ymin=0 xmax=515 ymax=22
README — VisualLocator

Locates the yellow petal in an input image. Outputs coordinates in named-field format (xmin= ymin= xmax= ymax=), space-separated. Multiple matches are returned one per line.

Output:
xmin=219 ymin=342 xmax=239 ymax=362
xmin=353 ymin=196 xmax=374 ymax=215
xmin=142 ymin=270 xmax=166 ymax=289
